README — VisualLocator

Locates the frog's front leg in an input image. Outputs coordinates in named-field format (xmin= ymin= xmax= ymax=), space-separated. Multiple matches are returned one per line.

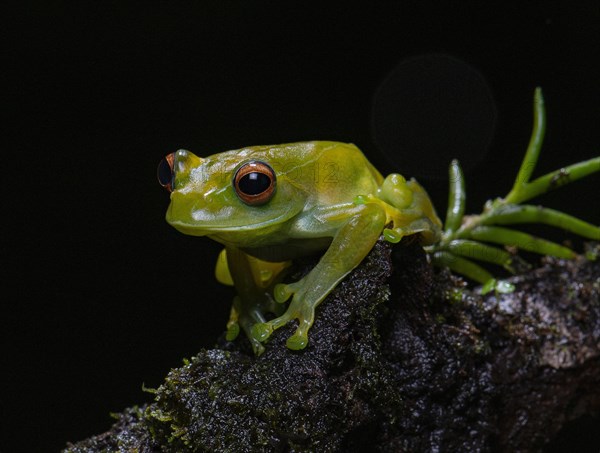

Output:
xmin=224 ymin=246 xmax=284 ymax=355
xmin=251 ymin=203 xmax=387 ymax=350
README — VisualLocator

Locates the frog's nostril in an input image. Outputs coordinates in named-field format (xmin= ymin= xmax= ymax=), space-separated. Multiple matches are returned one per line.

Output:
xmin=157 ymin=153 xmax=175 ymax=192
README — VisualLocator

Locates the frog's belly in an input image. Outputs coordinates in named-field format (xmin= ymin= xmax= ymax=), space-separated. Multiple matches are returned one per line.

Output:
xmin=241 ymin=237 xmax=332 ymax=262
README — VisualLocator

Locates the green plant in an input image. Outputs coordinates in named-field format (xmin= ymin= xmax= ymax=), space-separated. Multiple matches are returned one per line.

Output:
xmin=428 ymin=88 xmax=600 ymax=293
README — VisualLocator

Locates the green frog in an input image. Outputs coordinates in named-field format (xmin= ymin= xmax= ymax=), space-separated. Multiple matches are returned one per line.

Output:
xmin=158 ymin=141 xmax=442 ymax=354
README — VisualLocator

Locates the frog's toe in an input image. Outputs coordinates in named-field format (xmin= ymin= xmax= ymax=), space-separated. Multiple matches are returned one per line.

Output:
xmin=251 ymin=311 xmax=296 ymax=348
xmin=286 ymin=333 xmax=308 ymax=350
xmin=383 ymin=227 xmax=404 ymax=243
xmin=251 ymin=338 xmax=266 ymax=356
xmin=251 ymin=322 xmax=273 ymax=342
xmin=274 ymin=282 xmax=300 ymax=303
xmin=225 ymin=321 xmax=240 ymax=341
xmin=225 ymin=302 xmax=241 ymax=341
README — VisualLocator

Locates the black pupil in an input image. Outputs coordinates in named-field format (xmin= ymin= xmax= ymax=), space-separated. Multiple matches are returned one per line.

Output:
xmin=157 ymin=158 xmax=173 ymax=187
xmin=239 ymin=172 xmax=270 ymax=195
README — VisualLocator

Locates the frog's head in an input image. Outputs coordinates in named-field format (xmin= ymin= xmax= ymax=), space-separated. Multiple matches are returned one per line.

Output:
xmin=157 ymin=148 xmax=306 ymax=239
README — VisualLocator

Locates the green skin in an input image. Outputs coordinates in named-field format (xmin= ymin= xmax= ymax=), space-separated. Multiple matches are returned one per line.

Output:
xmin=165 ymin=141 xmax=442 ymax=354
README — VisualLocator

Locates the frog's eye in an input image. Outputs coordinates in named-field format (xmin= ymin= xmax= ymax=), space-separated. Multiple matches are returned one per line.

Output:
xmin=157 ymin=153 xmax=175 ymax=192
xmin=233 ymin=161 xmax=277 ymax=205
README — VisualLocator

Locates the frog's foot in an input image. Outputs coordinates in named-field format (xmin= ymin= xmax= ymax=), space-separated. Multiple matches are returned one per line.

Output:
xmin=225 ymin=296 xmax=273 ymax=355
xmin=250 ymin=281 xmax=316 ymax=350
xmin=239 ymin=311 xmax=267 ymax=356
xmin=383 ymin=217 xmax=442 ymax=246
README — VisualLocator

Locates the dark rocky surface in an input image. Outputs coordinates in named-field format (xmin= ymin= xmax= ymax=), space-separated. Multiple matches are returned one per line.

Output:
xmin=64 ymin=240 xmax=600 ymax=452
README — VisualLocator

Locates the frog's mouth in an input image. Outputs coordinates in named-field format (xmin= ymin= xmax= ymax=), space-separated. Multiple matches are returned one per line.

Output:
xmin=165 ymin=202 xmax=302 ymax=237
xmin=166 ymin=217 xmax=287 ymax=236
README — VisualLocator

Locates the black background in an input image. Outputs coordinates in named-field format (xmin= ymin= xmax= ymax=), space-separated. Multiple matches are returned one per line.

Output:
xmin=3 ymin=2 xmax=599 ymax=451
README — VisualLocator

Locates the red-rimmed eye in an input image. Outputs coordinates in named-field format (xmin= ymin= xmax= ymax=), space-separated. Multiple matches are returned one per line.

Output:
xmin=157 ymin=153 xmax=175 ymax=192
xmin=233 ymin=161 xmax=276 ymax=205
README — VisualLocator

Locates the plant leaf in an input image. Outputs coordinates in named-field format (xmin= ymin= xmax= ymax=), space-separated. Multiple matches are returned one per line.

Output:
xmin=517 ymin=156 xmax=600 ymax=203
xmin=431 ymin=251 xmax=493 ymax=284
xmin=444 ymin=159 xmax=466 ymax=233
xmin=481 ymin=204 xmax=600 ymax=240
xmin=465 ymin=226 xmax=576 ymax=259
xmin=443 ymin=239 xmax=514 ymax=272
xmin=505 ymin=87 xmax=546 ymax=203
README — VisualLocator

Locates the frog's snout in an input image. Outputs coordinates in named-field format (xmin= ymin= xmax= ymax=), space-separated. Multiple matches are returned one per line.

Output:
xmin=157 ymin=152 xmax=175 ymax=192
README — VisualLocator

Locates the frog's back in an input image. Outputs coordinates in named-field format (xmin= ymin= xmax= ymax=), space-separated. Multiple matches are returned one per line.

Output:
xmin=255 ymin=141 xmax=383 ymax=205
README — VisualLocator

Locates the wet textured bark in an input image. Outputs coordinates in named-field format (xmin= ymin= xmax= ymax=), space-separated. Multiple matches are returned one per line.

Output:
xmin=64 ymin=240 xmax=600 ymax=452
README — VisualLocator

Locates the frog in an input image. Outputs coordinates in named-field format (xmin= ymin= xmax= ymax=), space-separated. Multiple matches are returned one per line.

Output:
xmin=158 ymin=141 xmax=442 ymax=354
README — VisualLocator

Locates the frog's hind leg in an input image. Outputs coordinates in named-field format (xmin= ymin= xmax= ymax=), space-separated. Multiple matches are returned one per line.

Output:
xmin=228 ymin=295 xmax=270 ymax=355
xmin=224 ymin=246 xmax=286 ymax=355
xmin=378 ymin=175 xmax=442 ymax=245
